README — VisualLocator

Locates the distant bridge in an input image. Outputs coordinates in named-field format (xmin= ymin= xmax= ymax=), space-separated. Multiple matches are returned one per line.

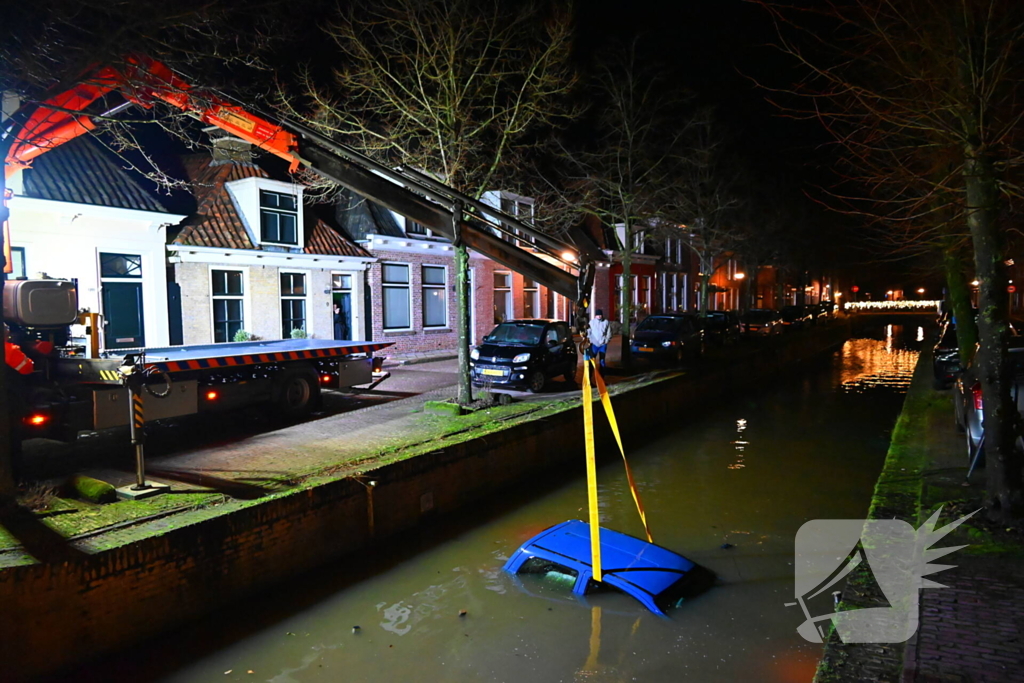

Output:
xmin=843 ymin=301 xmax=940 ymax=315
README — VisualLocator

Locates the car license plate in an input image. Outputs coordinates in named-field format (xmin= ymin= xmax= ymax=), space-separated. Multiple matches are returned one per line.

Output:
xmin=482 ymin=368 xmax=505 ymax=377
xmin=637 ymin=347 xmax=653 ymax=353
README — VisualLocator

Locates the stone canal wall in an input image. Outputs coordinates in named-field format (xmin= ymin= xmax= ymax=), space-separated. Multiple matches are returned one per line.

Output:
xmin=0 ymin=323 xmax=850 ymax=681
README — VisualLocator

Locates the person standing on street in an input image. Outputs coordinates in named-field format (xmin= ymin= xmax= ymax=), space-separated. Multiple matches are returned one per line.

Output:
xmin=588 ymin=309 xmax=612 ymax=369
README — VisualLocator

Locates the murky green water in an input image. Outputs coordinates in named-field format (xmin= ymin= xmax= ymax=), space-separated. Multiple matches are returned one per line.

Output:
xmin=75 ymin=327 xmax=924 ymax=683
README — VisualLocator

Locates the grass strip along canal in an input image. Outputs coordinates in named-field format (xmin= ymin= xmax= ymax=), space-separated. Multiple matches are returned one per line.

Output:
xmin=3 ymin=319 xmax=1000 ymax=682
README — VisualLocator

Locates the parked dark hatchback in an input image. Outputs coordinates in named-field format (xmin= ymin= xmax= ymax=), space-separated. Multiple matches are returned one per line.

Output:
xmin=630 ymin=314 xmax=703 ymax=363
xmin=703 ymin=311 xmax=742 ymax=345
xmin=740 ymin=309 xmax=783 ymax=336
xmin=781 ymin=305 xmax=814 ymax=329
xmin=470 ymin=319 xmax=577 ymax=392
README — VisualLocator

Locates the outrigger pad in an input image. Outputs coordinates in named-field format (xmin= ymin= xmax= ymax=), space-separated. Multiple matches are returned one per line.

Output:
xmin=503 ymin=520 xmax=712 ymax=616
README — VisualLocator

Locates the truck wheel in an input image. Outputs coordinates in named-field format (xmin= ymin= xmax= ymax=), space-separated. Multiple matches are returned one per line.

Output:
xmin=275 ymin=366 xmax=320 ymax=418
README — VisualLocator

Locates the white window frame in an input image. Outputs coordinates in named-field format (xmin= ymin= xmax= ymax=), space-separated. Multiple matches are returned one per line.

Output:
xmin=279 ymin=269 xmax=310 ymax=338
xmin=382 ymin=262 xmax=413 ymax=331
xmin=259 ymin=189 xmax=301 ymax=247
xmin=421 ymin=264 xmax=448 ymax=328
xmin=496 ymin=191 xmax=536 ymax=245
xmin=493 ymin=270 xmax=513 ymax=323
xmin=209 ymin=266 xmax=250 ymax=343
xmin=522 ymin=277 xmax=540 ymax=319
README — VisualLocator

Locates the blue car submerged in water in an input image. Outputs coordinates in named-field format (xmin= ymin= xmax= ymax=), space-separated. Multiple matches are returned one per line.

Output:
xmin=503 ymin=520 xmax=710 ymax=616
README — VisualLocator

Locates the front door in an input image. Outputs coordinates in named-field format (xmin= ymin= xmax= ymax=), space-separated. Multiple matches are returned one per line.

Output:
xmin=103 ymin=282 xmax=145 ymax=349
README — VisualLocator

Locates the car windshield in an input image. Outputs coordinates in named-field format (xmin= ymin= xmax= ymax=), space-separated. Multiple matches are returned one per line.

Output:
xmin=744 ymin=311 xmax=774 ymax=322
xmin=636 ymin=317 xmax=687 ymax=332
xmin=485 ymin=323 xmax=545 ymax=345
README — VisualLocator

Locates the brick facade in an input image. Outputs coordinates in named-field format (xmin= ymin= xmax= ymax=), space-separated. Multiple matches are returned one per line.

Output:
xmin=367 ymin=248 xmax=460 ymax=355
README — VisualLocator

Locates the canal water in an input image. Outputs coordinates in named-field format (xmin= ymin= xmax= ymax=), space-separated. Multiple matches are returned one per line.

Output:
xmin=76 ymin=326 xmax=924 ymax=683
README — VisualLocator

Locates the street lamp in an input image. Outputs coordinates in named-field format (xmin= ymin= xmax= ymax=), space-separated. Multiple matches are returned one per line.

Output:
xmin=734 ymin=272 xmax=745 ymax=280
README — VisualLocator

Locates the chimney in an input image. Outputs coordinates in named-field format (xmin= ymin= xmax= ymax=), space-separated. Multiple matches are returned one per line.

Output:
xmin=203 ymin=126 xmax=253 ymax=164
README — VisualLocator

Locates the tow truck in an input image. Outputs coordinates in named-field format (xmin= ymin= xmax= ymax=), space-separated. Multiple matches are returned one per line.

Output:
xmin=1 ymin=54 xmax=597 ymax=451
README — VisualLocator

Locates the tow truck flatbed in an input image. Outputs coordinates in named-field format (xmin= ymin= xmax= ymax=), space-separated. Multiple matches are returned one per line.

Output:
xmin=54 ymin=340 xmax=393 ymax=384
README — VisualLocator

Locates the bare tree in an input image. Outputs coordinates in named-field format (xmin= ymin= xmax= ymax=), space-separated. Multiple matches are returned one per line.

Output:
xmin=282 ymin=0 xmax=578 ymax=404
xmin=666 ymin=108 xmax=745 ymax=318
xmin=758 ymin=0 xmax=1024 ymax=519
xmin=547 ymin=44 xmax=684 ymax=365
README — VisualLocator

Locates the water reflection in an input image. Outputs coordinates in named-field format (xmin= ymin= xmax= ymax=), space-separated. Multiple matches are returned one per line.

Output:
xmin=838 ymin=332 xmax=920 ymax=393
xmin=728 ymin=418 xmax=748 ymax=470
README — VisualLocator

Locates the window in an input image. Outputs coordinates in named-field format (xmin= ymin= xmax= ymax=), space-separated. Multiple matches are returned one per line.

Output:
xmin=422 ymin=265 xmax=447 ymax=328
xmin=332 ymin=273 xmax=352 ymax=291
xmin=260 ymin=190 xmax=299 ymax=245
xmin=523 ymin=278 xmax=539 ymax=318
xmin=498 ymin=193 xmax=535 ymax=244
xmin=406 ymin=221 xmax=428 ymax=236
xmin=100 ymin=253 xmax=142 ymax=278
xmin=281 ymin=272 xmax=306 ymax=337
xmin=636 ymin=276 xmax=650 ymax=316
xmin=493 ymin=271 xmax=512 ymax=323
xmin=9 ymin=247 xmax=25 ymax=279
xmin=212 ymin=269 xmax=244 ymax=343
xmin=382 ymin=263 xmax=411 ymax=330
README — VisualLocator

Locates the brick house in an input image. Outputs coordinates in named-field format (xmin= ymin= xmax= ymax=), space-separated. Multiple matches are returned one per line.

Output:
xmin=334 ymin=188 xmax=571 ymax=354
xmin=166 ymin=139 xmax=374 ymax=346
xmin=5 ymin=137 xmax=186 ymax=350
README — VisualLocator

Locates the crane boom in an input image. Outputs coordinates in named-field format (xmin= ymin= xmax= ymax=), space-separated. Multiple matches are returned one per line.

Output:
xmin=3 ymin=56 xmax=595 ymax=307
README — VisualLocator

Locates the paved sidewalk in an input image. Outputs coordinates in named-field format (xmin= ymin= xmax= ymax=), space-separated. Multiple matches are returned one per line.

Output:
xmin=904 ymin=391 xmax=1024 ymax=683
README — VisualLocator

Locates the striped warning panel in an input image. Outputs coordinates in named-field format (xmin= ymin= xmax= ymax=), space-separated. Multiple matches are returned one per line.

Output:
xmin=148 ymin=342 xmax=393 ymax=374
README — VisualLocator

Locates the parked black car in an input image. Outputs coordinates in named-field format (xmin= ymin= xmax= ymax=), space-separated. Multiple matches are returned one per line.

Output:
xmin=932 ymin=321 xmax=962 ymax=389
xmin=470 ymin=319 xmax=577 ymax=392
xmin=703 ymin=311 xmax=742 ymax=345
xmin=630 ymin=314 xmax=704 ymax=363
xmin=780 ymin=305 xmax=814 ymax=330
xmin=815 ymin=301 xmax=837 ymax=318
xmin=740 ymin=309 xmax=783 ymax=337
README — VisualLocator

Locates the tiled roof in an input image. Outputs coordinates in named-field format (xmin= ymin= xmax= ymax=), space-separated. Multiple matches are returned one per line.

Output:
xmin=172 ymin=155 xmax=370 ymax=257
xmin=172 ymin=156 xmax=259 ymax=249
xmin=21 ymin=137 xmax=169 ymax=213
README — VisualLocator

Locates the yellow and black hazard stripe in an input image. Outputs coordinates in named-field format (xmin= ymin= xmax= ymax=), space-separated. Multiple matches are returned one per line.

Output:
xmin=132 ymin=392 xmax=145 ymax=428
xmin=98 ymin=369 xmax=121 ymax=382
xmin=149 ymin=342 xmax=393 ymax=374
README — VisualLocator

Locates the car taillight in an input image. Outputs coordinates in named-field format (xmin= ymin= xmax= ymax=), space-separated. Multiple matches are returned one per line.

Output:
xmin=972 ymin=382 xmax=984 ymax=411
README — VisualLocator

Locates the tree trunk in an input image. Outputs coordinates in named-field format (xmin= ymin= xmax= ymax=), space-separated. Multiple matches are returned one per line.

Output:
xmin=454 ymin=238 xmax=473 ymax=406
xmin=620 ymin=248 xmax=633 ymax=368
xmin=964 ymin=147 xmax=1023 ymax=520
xmin=699 ymin=269 xmax=711 ymax=318
xmin=942 ymin=243 xmax=978 ymax=365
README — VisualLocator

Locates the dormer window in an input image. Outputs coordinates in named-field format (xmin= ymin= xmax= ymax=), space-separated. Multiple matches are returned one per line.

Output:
xmin=260 ymin=190 xmax=298 ymax=245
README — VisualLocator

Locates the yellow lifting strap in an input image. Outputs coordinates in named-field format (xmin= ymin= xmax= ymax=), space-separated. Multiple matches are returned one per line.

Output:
xmin=590 ymin=359 xmax=653 ymax=543
xmin=582 ymin=355 xmax=602 ymax=582
xmin=580 ymin=358 xmax=655 ymax=584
